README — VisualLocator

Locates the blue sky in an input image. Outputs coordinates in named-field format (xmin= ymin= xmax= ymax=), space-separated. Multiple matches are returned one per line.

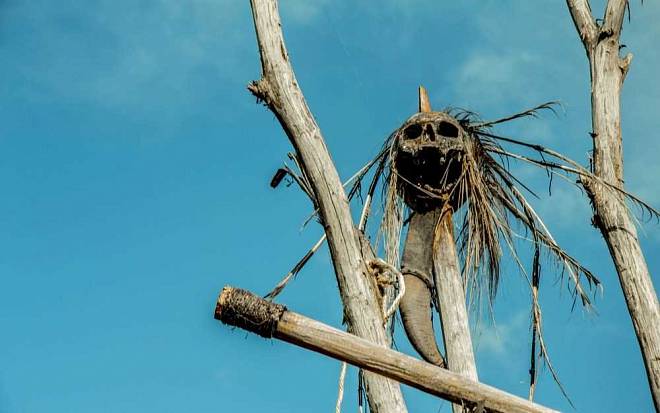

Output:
xmin=0 ymin=1 xmax=658 ymax=412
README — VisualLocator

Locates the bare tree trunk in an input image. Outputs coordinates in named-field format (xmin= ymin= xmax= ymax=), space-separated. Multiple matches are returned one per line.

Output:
xmin=434 ymin=209 xmax=479 ymax=413
xmin=246 ymin=1 xmax=407 ymax=411
xmin=566 ymin=1 xmax=660 ymax=410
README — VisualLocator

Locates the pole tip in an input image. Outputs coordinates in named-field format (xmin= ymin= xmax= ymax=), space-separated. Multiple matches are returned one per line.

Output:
xmin=418 ymin=86 xmax=432 ymax=113
xmin=214 ymin=285 xmax=287 ymax=338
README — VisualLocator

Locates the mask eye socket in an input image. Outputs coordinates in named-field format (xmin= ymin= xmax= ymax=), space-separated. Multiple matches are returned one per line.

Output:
xmin=403 ymin=124 xmax=423 ymax=140
xmin=437 ymin=121 xmax=459 ymax=138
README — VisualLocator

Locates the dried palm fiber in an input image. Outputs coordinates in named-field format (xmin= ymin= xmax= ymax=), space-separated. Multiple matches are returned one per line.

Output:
xmin=267 ymin=98 xmax=659 ymax=403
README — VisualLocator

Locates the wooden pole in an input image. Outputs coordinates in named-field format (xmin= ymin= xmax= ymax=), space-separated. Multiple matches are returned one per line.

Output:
xmin=215 ymin=286 xmax=560 ymax=413
xmin=246 ymin=1 xmax=407 ymax=411
xmin=434 ymin=209 xmax=479 ymax=382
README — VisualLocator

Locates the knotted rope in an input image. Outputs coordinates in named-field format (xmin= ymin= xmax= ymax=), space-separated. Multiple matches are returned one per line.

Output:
xmin=335 ymin=258 xmax=406 ymax=412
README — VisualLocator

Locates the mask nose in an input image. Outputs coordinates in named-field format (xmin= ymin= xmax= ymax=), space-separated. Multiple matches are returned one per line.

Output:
xmin=423 ymin=124 xmax=436 ymax=142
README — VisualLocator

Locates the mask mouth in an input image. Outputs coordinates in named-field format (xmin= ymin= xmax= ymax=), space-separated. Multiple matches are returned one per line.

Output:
xmin=392 ymin=112 xmax=470 ymax=212
xmin=396 ymin=140 xmax=465 ymax=212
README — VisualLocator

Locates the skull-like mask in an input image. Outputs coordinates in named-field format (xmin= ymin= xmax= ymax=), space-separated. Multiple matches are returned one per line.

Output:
xmin=394 ymin=112 xmax=466 ymax=212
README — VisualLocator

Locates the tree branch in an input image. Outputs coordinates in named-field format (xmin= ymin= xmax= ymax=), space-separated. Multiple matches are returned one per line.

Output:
xmin=602 ymin=0 xmax=628 ymax=39
xmin=566 ymin=0 xmax=598 ymax=47
xmin=247 ymin=1 xmax=407 ymax=411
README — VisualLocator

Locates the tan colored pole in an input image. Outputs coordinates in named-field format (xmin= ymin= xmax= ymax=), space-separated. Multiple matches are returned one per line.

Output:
xmin=215 ymin=286 xmax=560 ymax=413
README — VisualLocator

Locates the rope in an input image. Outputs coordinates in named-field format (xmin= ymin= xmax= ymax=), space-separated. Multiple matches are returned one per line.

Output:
xmin=335 ymin=361 xmax=348 ymax=413
xmin=382 ymin=267 xmax=405 ymax=324
xmin=334 ymin=258 xmax=406 ymax=413
xmin=369 ymin=258 xmax=406 ymax=324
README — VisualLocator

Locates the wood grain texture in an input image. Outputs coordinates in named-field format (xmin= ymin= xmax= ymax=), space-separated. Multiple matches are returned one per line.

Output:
xmin=434 ymin=210 xmax=479 ymax=413
xmin=247 ymin=1 xmax=406 ymax=411
xmin=275 ymin=307 xmax=560 ymax=413
xmin=216 ymin=286 xmax=560 ymax=412
xmin=565 ymin=0 xmax=597 ymax=46
xmin=566 ymin=1 xmax=660 ymax=410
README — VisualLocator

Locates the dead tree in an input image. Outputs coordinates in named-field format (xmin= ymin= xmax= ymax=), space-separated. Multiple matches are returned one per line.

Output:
xmin=246 ymin=0 xmax=406 ymax=411
xmin=235 ymin=1 xmax=631 ymax=411
xmin=566 ymin=1 xmax=660 ymax=409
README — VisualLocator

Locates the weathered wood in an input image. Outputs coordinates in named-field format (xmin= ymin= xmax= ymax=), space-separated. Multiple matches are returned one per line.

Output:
xmin=566 ymin=1 xmax=660 ymax=410
xmin=434 ymin=210 xmax=479 ymax=380
xmin=565 ymin=0 xmax=597 ymax=45
xmin=434 ymin=209 xmax=479 ymax=413
xmin=215 ymin=286 xmax=560 ymax=413
xmin=247 ymin=1 xmax=406 ymax=411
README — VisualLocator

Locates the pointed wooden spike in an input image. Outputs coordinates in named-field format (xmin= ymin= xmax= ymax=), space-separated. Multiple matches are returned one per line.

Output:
xmin=419 ymin=86 xmax=432 ymax=113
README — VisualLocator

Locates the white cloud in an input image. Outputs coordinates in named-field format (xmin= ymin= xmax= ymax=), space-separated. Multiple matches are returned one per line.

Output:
xmin=4 ymin=0 xmax=250 ymax=112
xmin=473 ymin=310 xmax=529 ymax=356
xmin=528 ymin=179 xmax=591 ymax=230
xmin=281 ymin=0 xmax=331 ymax=24
xmin=452 ymin=51 xmax=543 ymax=110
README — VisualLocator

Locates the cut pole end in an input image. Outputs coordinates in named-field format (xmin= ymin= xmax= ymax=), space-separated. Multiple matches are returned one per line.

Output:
xmin=214 ymin=286 xmax=234 ymax=321
xmin=214 ymin=285 xmax=287 ymax=338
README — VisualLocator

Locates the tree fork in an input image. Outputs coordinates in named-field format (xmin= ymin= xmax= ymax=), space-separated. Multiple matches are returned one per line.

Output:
xmin=215 ymin=286 xmax=560 ymax=413
xmin=566 ymin=1 xmax=660 ymax=409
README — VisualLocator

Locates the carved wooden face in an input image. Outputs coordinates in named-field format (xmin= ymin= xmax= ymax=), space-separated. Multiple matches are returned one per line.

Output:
xmin=395 ymin=112 xmax=466 ymax=212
